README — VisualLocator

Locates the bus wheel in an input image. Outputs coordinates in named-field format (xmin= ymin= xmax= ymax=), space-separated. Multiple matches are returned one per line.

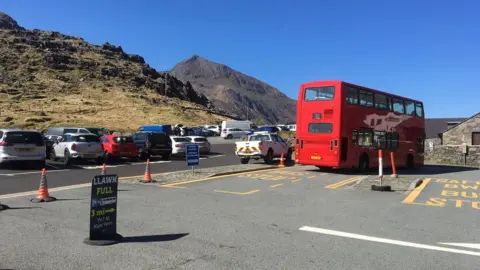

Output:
xmin=359 ymin=155 xmax=369 ymax=173
xmin=406 ymin=154 xmax=414 ymax=169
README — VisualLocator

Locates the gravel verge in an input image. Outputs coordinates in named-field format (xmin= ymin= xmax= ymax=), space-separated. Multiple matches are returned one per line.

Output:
xmin=350 ymin=175 xmax=424 ymax=193
xmin=122 ymin=164 xmax=278 ymax=186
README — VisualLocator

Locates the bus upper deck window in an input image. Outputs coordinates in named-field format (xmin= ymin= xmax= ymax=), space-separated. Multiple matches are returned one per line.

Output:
xmin=304 ymin=86 xmax=335 ymax=101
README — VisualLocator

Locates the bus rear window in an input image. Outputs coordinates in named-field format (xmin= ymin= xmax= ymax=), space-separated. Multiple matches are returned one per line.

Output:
xmin=304 ymin=86 xmax=335 ymax=101
xmin=308 ymin=123 xmax=333 ymax=133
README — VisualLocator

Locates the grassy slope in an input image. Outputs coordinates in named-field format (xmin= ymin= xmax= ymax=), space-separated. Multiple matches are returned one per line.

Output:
xmin=0 ymin=30 xmax=231 ymax=132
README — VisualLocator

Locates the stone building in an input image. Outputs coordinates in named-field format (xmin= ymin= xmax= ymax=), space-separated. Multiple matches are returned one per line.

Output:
xmin=440 ymin=113 xmax=480 ymax=145
xmin=424 ymin=113 xmax=480 ymax=167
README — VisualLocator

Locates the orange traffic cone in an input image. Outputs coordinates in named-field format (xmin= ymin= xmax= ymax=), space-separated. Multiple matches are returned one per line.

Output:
xmin=101 ymin=163 xmax=107 ymax=175
xmin=31 ymin=168 xmax=57 ymax=203
xmin=279 ymin=152 xmax=285 ymax=167
xmin=141 ymin=159 xmax=152 ymax=183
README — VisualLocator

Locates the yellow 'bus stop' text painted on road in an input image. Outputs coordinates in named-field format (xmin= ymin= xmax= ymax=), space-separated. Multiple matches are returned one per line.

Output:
xmin=403 ymin=178 xmax=480 ymax=210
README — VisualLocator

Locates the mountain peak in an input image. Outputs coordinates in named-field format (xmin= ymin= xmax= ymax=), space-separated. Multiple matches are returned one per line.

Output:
xmin=0 ymin=12 xmax=24 ymax=30
xmin=171 ymin=56 xmax=296 ymax=124
xmin=185 ymin=54 xmax=209 ymax=63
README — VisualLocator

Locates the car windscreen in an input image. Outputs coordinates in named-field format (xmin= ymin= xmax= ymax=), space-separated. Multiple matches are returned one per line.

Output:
xmin=194 ymin=138 xmax=208 ymax=142
xmin=173 ymin=137 xmax=190 ymax=142
xmin=113 ymin=136 xmax=134 ymax=143
xmin=73 ymin=135 xmax=100 ymax=143
xmin=248 ymin=135 xmax=271 ymax=142
xmin=87 ymin=128 xmax=109 ymax=136
xmin=4 ymin=132 xmax=44 ymax=145
xmin=149 ymin=133 xmax=169 ymax=144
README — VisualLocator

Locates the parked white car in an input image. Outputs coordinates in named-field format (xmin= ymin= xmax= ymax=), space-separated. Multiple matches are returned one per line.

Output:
xmin=50 ymin=133 xmax=105 ymax=165
xmin=235 ymin=133 xmax=292 ymax=164
xmin=204 ymin=125 xmax=221 ymax=135
xmin=185 ymin=136 xmax=211 ymax=154
xmin=0 ymin=129 xmax=46 ymax=168
xmin=170 ymin=136 xmax=191 ymax=156
xmin=221 ymin=128 xmax=248 ymax=139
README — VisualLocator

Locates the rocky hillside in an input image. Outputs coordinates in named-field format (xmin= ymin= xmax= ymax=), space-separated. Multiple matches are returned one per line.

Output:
xmin=170 ymin=55 xmax=297 ymax=124
xmin=0 ymin=12 xmax=233 ymax=132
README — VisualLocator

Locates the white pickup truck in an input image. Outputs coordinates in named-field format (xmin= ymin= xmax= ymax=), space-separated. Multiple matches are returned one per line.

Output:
xmin=235 ymin=133 xmax=292 ymax=164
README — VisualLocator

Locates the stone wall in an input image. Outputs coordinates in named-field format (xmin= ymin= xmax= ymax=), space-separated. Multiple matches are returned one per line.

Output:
xmin=425 ymin=138 xmax=441 ymax=151
xmin=424 ymin=144 xmax=480 ymax=167
xmin=442 ymin=114 xmax=480 ymax=145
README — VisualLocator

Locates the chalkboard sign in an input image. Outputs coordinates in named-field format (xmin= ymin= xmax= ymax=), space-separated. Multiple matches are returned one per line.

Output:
xmin=84 ymin=174 xmax=122 ymax=245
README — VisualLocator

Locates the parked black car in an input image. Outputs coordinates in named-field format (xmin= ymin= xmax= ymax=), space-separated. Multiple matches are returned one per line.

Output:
xmin=131 ymin=131 xmax=172 ymax=160
xmin=43 ymin=135 xmax=55 ymax=160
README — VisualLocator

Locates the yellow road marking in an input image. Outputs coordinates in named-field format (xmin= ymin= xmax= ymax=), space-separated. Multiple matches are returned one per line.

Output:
xmin=270 ymin=184 xmax=283 ymax=188
xmin=161 ymin=185 xmax=186 ymax=189
xmin=307 ymin=176 xmax=316 ymax=179
xmin=162 ymin=167 xmax=288 ymax=187
xmin=0 ymin=168 xmax=285 ymax=200
xmin=325 ymin=176 xmax=362 ymax=189
xmin=402 ymin=178 xmax=431 ymax=204
xmin=292 ymin=179 xmax=301 ymax=183
xmin=214 ymin=189 xmax=260 ymax=195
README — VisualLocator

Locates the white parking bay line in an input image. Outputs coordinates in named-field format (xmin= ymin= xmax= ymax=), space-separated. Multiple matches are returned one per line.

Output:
xmin=0 ymin=169 xmax=71 ymax=177
xmin=0 ymin=182 xmax=92 ymax=200
xmin=201 ymin=155 xmax=225 ymax=159
xmin=149 ymin=161 xmax=172 ymax=164
xmin=83 ymin=165 xmax=124 ymax=169
xmin=299 ymin=226 xmax=480 ymax=257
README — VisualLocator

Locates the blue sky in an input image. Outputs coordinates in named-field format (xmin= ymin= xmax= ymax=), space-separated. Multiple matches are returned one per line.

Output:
xmin=2 ymin=0 xmax=479 ymax=118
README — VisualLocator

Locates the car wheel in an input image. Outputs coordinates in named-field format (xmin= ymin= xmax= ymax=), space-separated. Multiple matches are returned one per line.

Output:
xmin=50 ymin=151 xmax=57 ymax=161
xmin=138 ymin=149 xmax=147 ymax=160
xmin=226 ymin=134 xmax=233 ymax=139
xmin=36 ymin=160 xmax=46 ymax=170
xmin=161 ymin=153 xmax=171 ymax=161
xmin=64 ymin=150 xmax=71 ymax=166
xmin=286 ymin=148 xmax=293 ymax=162
xmin=241 ymin=158 xmax=250 ymax=164
xmin=264 ymin=149 xmax=274 ymax=164
xmin=96 ymin=156 xmax=105 ymax=165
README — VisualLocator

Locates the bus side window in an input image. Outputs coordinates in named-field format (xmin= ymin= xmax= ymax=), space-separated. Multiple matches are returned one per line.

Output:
xmin=415 ymin=102 xmax=424 ymax=117
xmin=391 ymin=133 xmax=399 ymax=150
xmin=358 ymin=130 xmax=373 ymax=147
xmin=386 ymin=132 xmax=392 ymax=149
xmin=392 ymin=99 xmax=405 ymax=114
xmin=405 ymin=100 xmax=415 ymax=116
xmin=359 ymin=90 xmax=374 ymax=107
xmin=374 ymin=131 xmax=386 ymax=149
xmin=346 ymin=87 xmax=359 ymax=104
xmin=352 ymin=130 xmax=358 ymax=146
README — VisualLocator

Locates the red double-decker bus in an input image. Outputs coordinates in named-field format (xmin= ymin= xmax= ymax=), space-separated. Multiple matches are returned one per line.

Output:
xmin=295 ymin=80 xmax=425 ymax=172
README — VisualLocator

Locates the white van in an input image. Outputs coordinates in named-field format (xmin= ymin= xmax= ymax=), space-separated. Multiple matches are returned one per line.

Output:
xmin=221 ymin=120 xmax=253 ymax=132
xmin=286 ymin=124 xmax=296 ymax=131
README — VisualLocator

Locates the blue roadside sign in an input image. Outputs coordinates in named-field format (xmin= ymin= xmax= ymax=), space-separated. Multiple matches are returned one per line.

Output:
xmin=186 ymin=144 xmax=200 ymax=167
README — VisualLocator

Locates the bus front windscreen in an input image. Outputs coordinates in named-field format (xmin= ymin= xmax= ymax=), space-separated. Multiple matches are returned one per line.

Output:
xmin=304 ymin=86 xmax=335 ymax=101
